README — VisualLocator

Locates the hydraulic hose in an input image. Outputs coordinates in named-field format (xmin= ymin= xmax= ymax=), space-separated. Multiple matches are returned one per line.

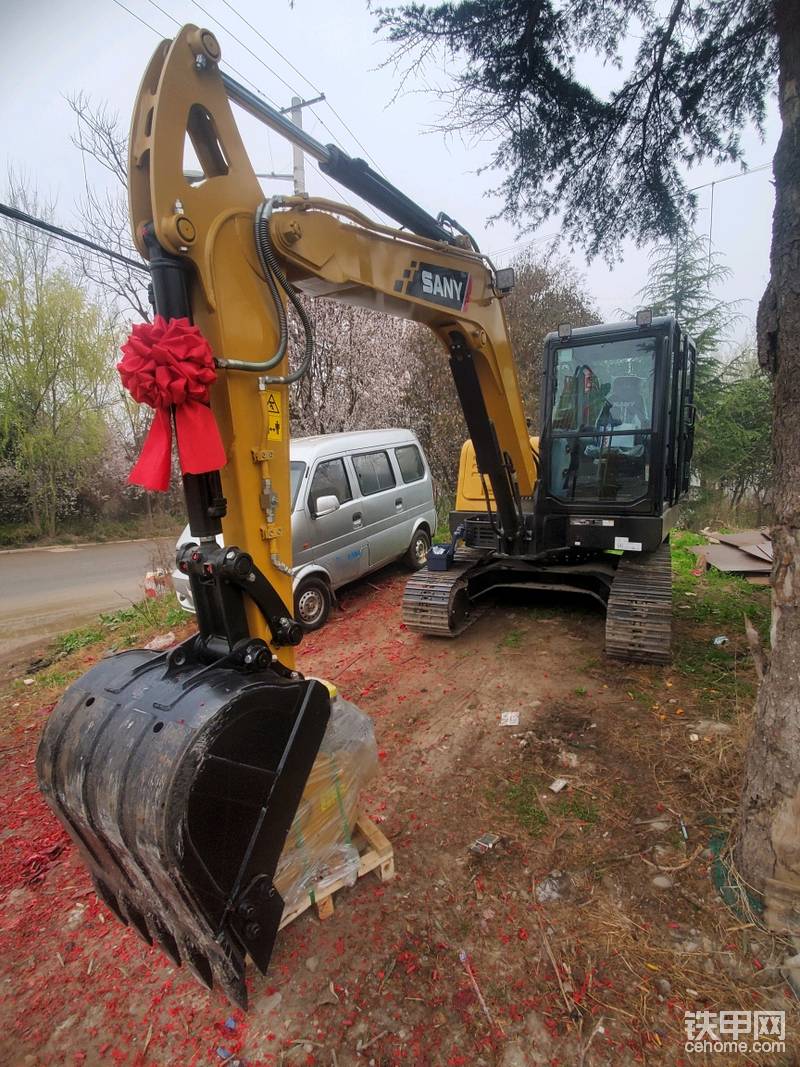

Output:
xmin=255 ymin=206 xmax=315 ymax=387
xmin=214 ymin=199 xmax=314 ymax=384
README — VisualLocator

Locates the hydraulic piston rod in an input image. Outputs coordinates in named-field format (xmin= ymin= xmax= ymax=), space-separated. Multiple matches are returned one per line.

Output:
xmin=220 ymin=72 xmax=453 ymax=244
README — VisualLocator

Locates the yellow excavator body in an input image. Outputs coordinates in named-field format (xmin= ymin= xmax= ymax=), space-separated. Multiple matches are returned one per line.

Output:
xmin=36 ymin=20 xmax=690 ymax=1011
xmin=455 ymin=436 xmax=539 ymax=511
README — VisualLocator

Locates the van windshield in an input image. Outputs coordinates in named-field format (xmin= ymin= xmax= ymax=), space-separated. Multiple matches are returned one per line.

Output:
xmin=290 ymin=461 xmax=306 ymax=508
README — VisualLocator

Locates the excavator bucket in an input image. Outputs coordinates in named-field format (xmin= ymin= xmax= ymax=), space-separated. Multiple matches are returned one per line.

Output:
xmin=36 ymin=637 xmax=330 ymax=1008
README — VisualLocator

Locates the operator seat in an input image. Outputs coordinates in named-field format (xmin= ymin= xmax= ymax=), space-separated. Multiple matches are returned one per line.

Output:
xmin=607 ymin=375 xmax=647 ymax=429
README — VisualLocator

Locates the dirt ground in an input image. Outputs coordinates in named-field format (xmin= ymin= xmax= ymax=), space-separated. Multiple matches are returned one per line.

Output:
xmin=1 ymin=558 xmax=797 ymax=1066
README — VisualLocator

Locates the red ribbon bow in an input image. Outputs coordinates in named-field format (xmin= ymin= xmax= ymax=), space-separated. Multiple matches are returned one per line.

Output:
xmin=117 ymin=316 xmax=226 ymax=491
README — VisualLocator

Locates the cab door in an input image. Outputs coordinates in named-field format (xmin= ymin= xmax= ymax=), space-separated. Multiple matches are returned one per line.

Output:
xmin=678 ymin=339 xmax=697 ymax=494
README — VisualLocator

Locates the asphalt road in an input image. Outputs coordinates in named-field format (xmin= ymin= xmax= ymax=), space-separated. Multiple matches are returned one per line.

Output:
xmin=0 ymin=537 xmax=176 ymax=667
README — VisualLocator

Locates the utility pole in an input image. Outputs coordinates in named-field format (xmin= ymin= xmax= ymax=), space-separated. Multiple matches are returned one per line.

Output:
xmin=257 ymin=94 xmax=325 ymax=195
xmin=280 ymin=94 xmax=324 ymax=195
xmin=290 ymin=97 xmax=305 ymax=195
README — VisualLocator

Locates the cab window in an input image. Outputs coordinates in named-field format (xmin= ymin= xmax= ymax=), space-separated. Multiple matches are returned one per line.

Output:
xmin=395 ymin=444 xmax=425 ymax=483
xmin=549 ymin=336 xmax=657 ymax=503
xmin=309 ymin=458 xmax=352 ymax=513
xmin=352 ymin=451 xmax=396 ymax=495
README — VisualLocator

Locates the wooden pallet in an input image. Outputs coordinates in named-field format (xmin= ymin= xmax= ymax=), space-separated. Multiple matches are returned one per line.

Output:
xmin=278 ymin=813 xmax=394 ymax=929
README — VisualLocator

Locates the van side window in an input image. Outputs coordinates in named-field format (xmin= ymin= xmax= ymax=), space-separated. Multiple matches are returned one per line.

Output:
xmin=352 ymin=451 xmax=396 ymax=495
xmin=309 ymin=458 xmax=352 ymax=512
xmin=395 ymin=444 xmax=425 ymax=483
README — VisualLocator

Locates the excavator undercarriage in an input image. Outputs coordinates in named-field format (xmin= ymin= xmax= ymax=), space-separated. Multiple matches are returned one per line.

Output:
xmin=403 ymin=541 xmax=674 ymax=664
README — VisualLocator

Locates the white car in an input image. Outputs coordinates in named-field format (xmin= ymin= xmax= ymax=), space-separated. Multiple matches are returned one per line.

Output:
xmin=173 ymin=428 xmax=437 ymax=630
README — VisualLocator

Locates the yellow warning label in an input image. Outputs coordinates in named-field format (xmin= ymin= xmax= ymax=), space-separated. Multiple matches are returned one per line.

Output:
xmin=265 ymin=391 xmax=283 ymax=440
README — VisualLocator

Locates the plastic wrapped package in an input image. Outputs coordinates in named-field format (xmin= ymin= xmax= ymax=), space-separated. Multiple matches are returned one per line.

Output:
xmin=274 ymin=694 xmax=378 ymax=914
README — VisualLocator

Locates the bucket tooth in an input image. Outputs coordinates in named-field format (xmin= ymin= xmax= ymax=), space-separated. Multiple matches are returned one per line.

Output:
xmin=152 ymin=920 xmax=182 ymax=966
xmin=93 ymin=877 xmax=127 ymax=925
xmin=37 ymin=642 xmax=331 ymax=1006
xmin=182 ymin=943 xmax=214 ymax=990
xmin=121 ymin=900 xmax=153 ymax=946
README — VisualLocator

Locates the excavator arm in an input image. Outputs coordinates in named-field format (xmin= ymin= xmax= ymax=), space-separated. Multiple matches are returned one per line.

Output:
xmin=268 ymin=197 xmax=537 ymax=542
xmin=36 ymin=24 xmax=537 ymax=1007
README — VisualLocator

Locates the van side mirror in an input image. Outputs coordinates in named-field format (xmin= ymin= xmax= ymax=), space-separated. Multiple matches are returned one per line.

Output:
xmin=313 ymin=494 xmax=340 ymax=518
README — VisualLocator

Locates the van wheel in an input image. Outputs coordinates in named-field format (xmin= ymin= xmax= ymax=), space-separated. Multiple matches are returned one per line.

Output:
xmin=294 ymin=577 xmax=332 ymax=631
xmin=404 ymin=528 xmax=431 ymax=570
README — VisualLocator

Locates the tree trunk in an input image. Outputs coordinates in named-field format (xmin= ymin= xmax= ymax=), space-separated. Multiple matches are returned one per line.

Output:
xmin=736 ymin=0 xmax=800 ymax=926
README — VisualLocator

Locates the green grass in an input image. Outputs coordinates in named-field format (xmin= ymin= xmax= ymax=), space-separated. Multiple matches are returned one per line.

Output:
xmin=671 ymin=530 xmax=770 ymax=636
xmin=102 ymin=598 xmax=186 ymax=648
xmin=34 ymin=666 xmax=84 ymax=690
xmin=556 ymin=795 xmax=600 ymax=823
xmin=22 ymin=596 xmax=186 ymax=693
xmin=501 ymin=775 xmax=600 ymax=835
xmin=500 ymin=629 xmax=524 ymax=649
xmin=574 ymin=685 xmax=587 ymax=697
xmin=435 ymin=516 xmax=452 ymax=542
xmin=504 ymin=776 xmax=549 ymax=835
xmin=672 ymin=635 xmax=757 ymax=716
xmin=0 ymin=513 xmax=182 ymax=549
xmin=57 ymin=625 xmax=105 ymax=655
xmin=670 ymin=530 xmax=769 ymax=715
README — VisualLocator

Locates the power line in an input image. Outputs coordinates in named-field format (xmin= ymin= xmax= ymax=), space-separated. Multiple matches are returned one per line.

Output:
xmin=108 ymin=0 xmax=164 ymax=37
xmin=141 ymin=0 xmax=282 ymax=167
xmin=488 ymin=162 xmax=773 ymax=261
xmin=192 ymin=0 xmax=384 ymax=179
xmin=688 ymin=162 xmax=771 ymax=193
xmin=153 ymin=0 xmax=386 ymax=178
xmin=139 ymin=0 xmax=279 ymax=107
xmin=688 ymin=162 xmax=772 ymax=274
xmin=217 ymin=0 xmax=322 ymax=96
xmin=0 ymin=203 xmax=149 ymax=274
xmin=181 ymin=0 xmax=299 ymax=99
xmin=117 ymin=0 xmax=386 ymax=223
xmin=487 ymin=230 xmax=561 ymax=259
xmin=213 ymin=0 xmax=387 ymax=176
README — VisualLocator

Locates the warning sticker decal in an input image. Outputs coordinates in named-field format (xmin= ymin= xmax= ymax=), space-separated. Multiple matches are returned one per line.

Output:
xmin=265 ymin=391 xmax=282 ymax=440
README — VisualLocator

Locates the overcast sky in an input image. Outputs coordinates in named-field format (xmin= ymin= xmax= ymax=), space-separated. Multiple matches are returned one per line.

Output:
xmin=2 ymin=0 xmax=779 ymax=345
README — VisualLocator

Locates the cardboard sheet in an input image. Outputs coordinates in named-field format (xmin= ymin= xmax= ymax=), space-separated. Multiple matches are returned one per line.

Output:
xmin=689 ymin=543 xmax=772 ymax=574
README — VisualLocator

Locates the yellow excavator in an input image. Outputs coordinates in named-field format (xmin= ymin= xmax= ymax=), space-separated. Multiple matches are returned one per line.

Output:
xmin=37 ymin=26 xmax=695 ymax=1006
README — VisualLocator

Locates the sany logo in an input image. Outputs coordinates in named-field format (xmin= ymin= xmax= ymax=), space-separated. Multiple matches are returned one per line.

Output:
xmin=398 ymin=260 xmax=472 ymax=311
xmin=420 ymin=269 xmax=464 ymax=305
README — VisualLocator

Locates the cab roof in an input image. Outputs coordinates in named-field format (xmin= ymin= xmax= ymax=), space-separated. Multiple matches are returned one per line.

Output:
xmin=544 ymin=315 xmax=680 ymax=345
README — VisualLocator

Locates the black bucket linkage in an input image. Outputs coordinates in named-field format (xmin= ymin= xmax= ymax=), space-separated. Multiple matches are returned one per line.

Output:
xmin=36 ymin=637 xmax=331 ymax=1008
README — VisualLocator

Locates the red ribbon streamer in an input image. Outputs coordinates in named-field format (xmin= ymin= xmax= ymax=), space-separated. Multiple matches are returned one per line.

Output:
xmin=117 ymin=315 xmax=226 ymax=492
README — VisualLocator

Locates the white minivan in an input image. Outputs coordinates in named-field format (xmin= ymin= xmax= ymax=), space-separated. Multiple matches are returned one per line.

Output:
xmin=173 ymin=428 xmax=437 ymax=630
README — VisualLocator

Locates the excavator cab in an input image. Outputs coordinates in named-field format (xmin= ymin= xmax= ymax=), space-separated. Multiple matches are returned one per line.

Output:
xmin=536 ymin=315 xmax=696 ymax=552
xmin=434 ymin=315 xmax=695 ymax=663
